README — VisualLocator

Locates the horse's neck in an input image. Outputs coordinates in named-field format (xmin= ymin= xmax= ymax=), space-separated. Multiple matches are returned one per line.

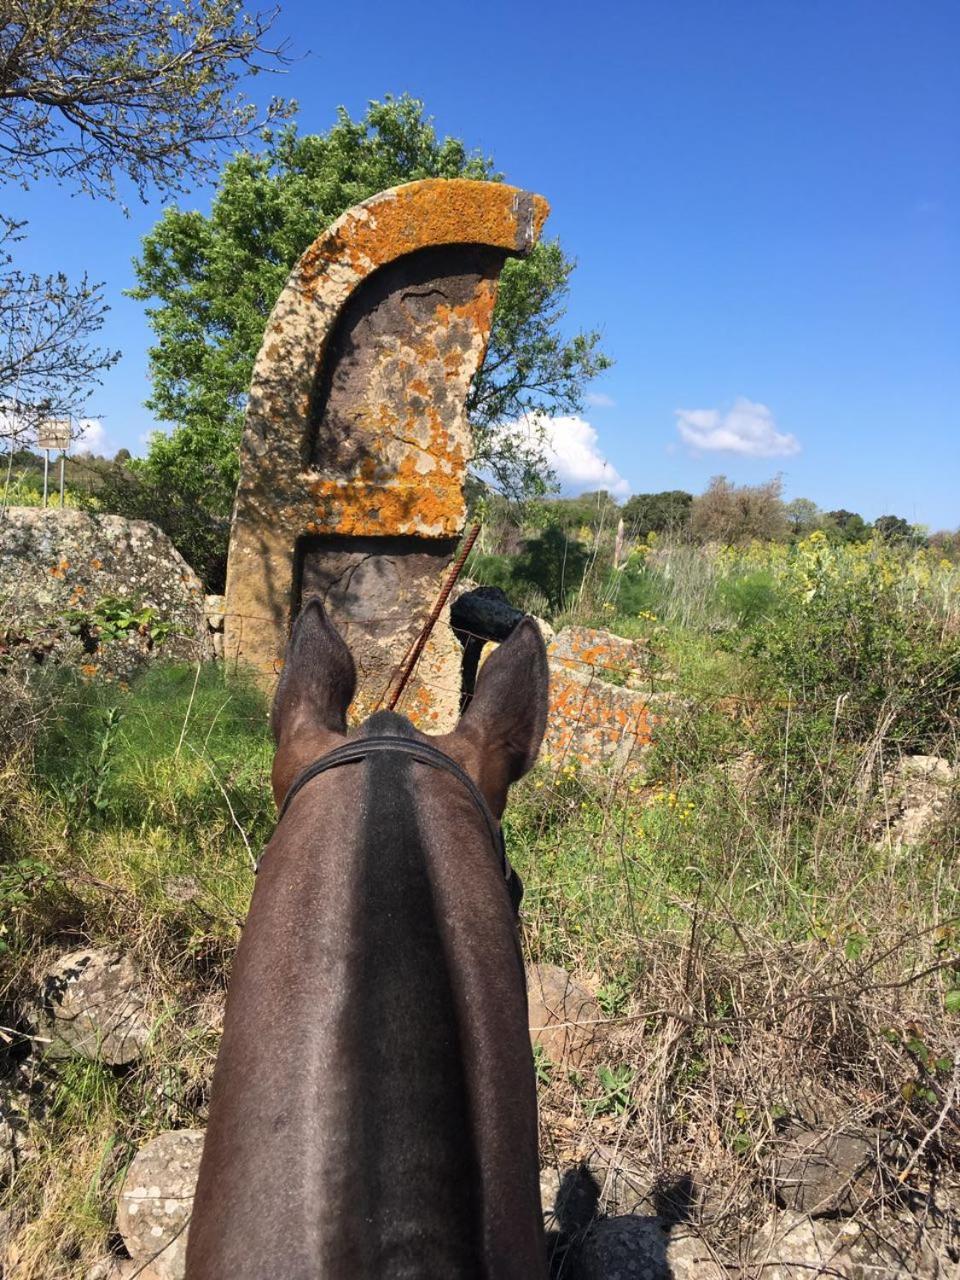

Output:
xmin=186 ymin=764 xmax=545 ymax=1280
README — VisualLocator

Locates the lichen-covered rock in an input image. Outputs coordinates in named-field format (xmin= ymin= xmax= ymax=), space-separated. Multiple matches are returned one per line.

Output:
xmin=0 ymin=1086 xmax=26 ymax=1185
xmin=770 ymin=1127 xmax=893 ymax=1216
xmin=876 ymin=755 xmax=957 ymax=848
xmin=548 ymin=627 xmax=651 ymax=690
xmin=31 ymin=948 xmax=152 ymax=1065
xmin=527 ymin=964 xmax=603 ymax=1067
xmin=117 ymin=1130 xmax=204 ymax=1280
xmin=748 ymin=1211 xmax=941 ymax=1279
xmin=562 ymin=1216 xmax=725 ymax=1280
xmin=0 ymin=507 xmax=204 ymax=677
xmin=544 ymin=659 xmax=667 ymax=775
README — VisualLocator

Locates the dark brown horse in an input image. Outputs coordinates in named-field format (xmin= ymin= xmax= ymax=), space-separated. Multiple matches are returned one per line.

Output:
xmin=185 ymin=598 xmax=549 ymax=1279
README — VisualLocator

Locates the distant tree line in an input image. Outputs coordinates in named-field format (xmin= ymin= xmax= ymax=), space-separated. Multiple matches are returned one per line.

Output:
xmin=523 ymin=475 xmax=954 ymax=554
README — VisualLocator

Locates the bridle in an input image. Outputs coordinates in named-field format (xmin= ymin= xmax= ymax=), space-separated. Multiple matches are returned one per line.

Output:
xmin=258 ymin=735 xmax=523 ymax=913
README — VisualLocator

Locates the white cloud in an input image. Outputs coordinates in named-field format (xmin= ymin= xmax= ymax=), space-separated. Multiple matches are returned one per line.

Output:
xmin=513 ymin=413 xmax=630 ymax=497
xmin=585 ymin=391 xmax=616 ymax=409
xmin=675 ymin=397 xmax=800 ymax=458
xmin=74 ymin=418 xmax=109 ymax=455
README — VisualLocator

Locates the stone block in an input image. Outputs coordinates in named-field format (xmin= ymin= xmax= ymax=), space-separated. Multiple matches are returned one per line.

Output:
xmin=0 ymin=508 xmax=204 ymax=677
xmin=223 ymin=179 xmax=549 ymax=732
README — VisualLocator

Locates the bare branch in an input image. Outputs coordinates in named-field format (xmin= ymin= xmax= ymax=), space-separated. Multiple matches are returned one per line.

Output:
xmin=0 ymin=0 xmax=295 ymax=200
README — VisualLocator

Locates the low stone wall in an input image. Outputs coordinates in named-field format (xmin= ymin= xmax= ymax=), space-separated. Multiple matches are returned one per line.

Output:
xmin=0 ymin=507 xmax=206 ymax=677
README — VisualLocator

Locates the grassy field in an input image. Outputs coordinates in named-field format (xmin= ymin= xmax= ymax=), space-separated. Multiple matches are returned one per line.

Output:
xmin=2 ymin=535 xmax=959 ymax=1275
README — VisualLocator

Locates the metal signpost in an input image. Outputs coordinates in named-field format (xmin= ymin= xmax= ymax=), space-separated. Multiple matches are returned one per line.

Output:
xmin=37 ymin=418 xmax=72 ymax=508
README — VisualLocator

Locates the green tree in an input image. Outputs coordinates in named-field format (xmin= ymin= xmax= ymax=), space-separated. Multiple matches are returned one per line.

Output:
xmin=825 ymin=509 xmax=872 ymax=544
xmin=621 ymin=490 xmax=693 ymax=537
xmin=513 ymin=525 xmax=590 ymax=612
xmin=130 ymin=97 xmax=610 ymax=584
xmin=0 ymin=0 xmax=289 ymax=446
xmin=689 ymin=475 xmax=787 ymax=544
xmin=874 ymin=514 xmax=922 ymax=545
xmin=536 ymin=489 xmax=621 ymax=533
xmin=784 ymin=497 xmax=822 ymax=538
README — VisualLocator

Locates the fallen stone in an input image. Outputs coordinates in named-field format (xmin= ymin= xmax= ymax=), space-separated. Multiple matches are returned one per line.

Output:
xmin=0 ymin=1086 xmax=27 ymax=1185
xmin=162 ymin=875 xmax=201 ymax=905
xmin=581 ymin=1145 xmax=651 ymax=1218
xmin=665 ymin=1229 xmax=727 ymax=1280
xmin=531 ymin=614 xmax=555 ymax=645
xmin=748 ymin=1210 xmax=945 ymax=1279
xmin=548 ymin=627 xmax=650 ymax=690
xmin=117 ymin=1130 xmax=204 ymax=1280
xmin=527 ymin=964 xmax=603 ymax=1068
xmin=770 ymin=1127 xmax=889 ymax=1215
xmin=203 ymin=594 xmax=225 ymax=632
xmin=31 ymin=948 xmax=152 ymax=1065
xmin=85 ymin=1257 xmax=145 ymax=1280
xmin=543 ymin=660 xmax=667 ymax=775
xmin=562 ymin=1215 xmax=725 ymax=1280
xmin=726 ymin=749 xmax=764 ymax=796
xmin=876 ymin=755 xmax=957 ymax=848
xmin=0 ymin=508 xmax=204 ymax=678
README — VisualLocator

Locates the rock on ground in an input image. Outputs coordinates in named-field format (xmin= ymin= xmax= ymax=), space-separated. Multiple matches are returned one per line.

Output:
xmin=30 ymin=948 xmax=152 ymax=1066
xmin=0 ymin=507 xmax=205 ymax=676
xmin=559 ymin=1216 xmax=725 ymax=1280
xmin=750 ymin=1210 xmax=947 ymax=1279
xmin=543 ymin=628 xmax=672 ymax=775
xmin=527 ymin=964 xmax=604 ymax=1068
xmin=876 ymin=755 xmax=957 ymax=848
xmin=117 ymin=1130 xmax=204 ymax=1280
xmin=769 ymin=1126 xmax=895 ymax=1216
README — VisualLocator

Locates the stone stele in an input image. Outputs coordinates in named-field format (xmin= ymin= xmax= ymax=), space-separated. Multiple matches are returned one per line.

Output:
xmin=223 ymin=178 xmax=549 ymax=729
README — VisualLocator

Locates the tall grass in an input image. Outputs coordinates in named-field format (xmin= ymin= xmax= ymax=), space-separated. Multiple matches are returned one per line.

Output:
xmin=2 ymin=537 xmax=959 ymax=1274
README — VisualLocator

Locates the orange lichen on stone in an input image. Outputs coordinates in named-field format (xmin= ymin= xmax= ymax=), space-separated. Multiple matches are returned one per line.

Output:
xmin=543 ymin=660 xmax=661 ymax=775
xmin=300 ymin=181 xmax=550 ymax=290
xmin=223 ymin=177 xmax=550 ymax=693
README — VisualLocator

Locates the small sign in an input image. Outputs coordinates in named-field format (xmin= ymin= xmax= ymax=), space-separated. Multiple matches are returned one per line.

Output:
xmin=37 ymin=418 xmax=72 ymax=451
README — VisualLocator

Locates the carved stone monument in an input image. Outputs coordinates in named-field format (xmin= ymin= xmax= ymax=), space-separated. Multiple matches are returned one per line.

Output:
xmin=223 ymin=178 xmax=548 ymax=728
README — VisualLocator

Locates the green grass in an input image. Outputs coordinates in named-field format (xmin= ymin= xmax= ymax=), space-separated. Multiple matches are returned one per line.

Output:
xmin=3 ymin=536 xmax=960 ymax=1274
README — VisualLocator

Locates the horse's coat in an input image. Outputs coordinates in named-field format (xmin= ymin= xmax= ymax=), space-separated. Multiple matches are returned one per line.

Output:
xmin=185 ymin=599 xmax=549 ymax=1279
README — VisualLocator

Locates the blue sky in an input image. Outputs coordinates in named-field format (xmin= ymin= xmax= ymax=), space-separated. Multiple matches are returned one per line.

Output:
xmin=8 ymin=0 xmax=959 ymax=527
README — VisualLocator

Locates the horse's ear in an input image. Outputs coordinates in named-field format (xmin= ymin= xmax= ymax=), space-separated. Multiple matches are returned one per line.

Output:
xmin=453 ymin=617 xmax=549 ymax=814
xmin=271 ymin=596 xmax=356 ymax=745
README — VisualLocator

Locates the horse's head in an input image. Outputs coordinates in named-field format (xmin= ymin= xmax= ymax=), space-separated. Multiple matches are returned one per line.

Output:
xmin=188 ymin=595 xmax=551 ymax=1279
xmin=270 ymin=594 xmax=549 ymax=820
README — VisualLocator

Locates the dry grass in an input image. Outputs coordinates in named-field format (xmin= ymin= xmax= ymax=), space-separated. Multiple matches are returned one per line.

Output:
xmin=1 ymin=536 xmax=959 ymax=1275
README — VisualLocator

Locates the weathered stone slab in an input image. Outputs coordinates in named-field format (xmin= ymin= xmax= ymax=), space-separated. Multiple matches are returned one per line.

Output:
xmin=0 ymin=508 xmax=204 ymax=676
xmin=548 ymin=626 xmax=651 ymax=690
xmin=544 ymin=659 xmax=666 ymax=774
xmin=769 ymin=1126 xmax=894 ymax=1216
xmin=224 ymin=179 xmax=549 ymax=730
xmin=875 ymin=755 xmax=957 ymax=849
xmin=30 ymin=948 xmax=153 ymax=1065
xmin=117 ymin=1130 xmax=204 ymax=1280
xmin=527 ymin=964 xmax=604 ymax=1067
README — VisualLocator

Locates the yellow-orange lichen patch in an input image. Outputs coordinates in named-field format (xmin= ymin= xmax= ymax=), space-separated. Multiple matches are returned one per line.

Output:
xmin=297 ymin=180 xmax=549 ymax=298
xmin=308 ymin=476 xmax=464 ymax=536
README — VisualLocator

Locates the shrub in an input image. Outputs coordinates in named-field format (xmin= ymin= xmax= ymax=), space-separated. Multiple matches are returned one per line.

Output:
xmin=690 ymin=475 xmax=788 ymax=544
xmin=749 ymin=533 xmax=960 ymax=751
